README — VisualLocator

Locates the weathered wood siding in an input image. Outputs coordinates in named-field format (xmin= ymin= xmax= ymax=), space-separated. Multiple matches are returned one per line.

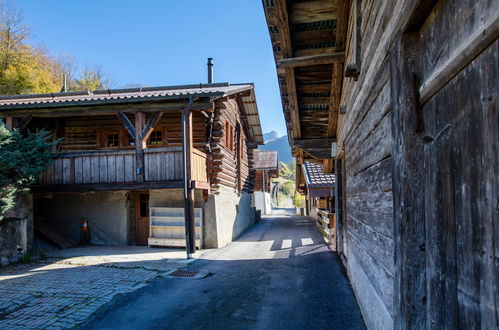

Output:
xmin=391 ymin=1 xmax=498 ymax=329
xmin=39 ymin=148 xmax=183 ymax=185
xmin=338 ymin=1 xmax=399 ymax=328
xmin=210 ymin=99 xmax=255 ymax=194
xmin=338 ymin=0 xmax=498 ymax=329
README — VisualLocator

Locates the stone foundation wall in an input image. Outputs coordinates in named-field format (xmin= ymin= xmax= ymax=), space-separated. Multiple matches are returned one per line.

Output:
xmin=0 ymin=194 xmax=33 ymax=267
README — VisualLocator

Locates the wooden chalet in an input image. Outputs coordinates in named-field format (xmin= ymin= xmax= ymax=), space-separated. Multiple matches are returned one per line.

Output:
xmin=253 ymin=150 xmax=279 ymax=193
xmin=0 ymin=82 xmax=264 ymax=250
xmin=263 ymin=0 xmax=498 ymax=329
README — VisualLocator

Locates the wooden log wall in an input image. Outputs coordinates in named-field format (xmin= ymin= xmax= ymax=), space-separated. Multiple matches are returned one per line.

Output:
xmin=27 ymin=112 xmax=208 ymax=151
xmin=209 ymin=98 xmax=255 ymax=194
xmin=337 ymin=0 xmax=498 ymax=329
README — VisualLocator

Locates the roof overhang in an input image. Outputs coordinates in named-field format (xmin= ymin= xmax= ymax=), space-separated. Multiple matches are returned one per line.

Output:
xmin=262 ymin=0 xmax=350 ymax=161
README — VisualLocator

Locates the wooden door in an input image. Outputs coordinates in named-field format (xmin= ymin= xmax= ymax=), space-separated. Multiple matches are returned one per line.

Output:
xmin=135 ymin=192 xmax=150 ymax=246
xmin=390 ymin=1 xmax=498 ymax=328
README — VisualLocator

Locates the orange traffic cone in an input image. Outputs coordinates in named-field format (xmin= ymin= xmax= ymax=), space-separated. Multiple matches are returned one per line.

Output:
xmin=80 ymin=220 xmax=91 ymax=245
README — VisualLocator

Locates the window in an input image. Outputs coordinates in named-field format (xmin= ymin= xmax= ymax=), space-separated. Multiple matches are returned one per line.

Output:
xmin=139 ymin=193 xmax=149 ymax=217
xmin=225 ymin=121 xmax=234 ymax=151
xmin=106 ymin=132 xmax=120 ymax=148
xmin=146 ymin=127 xmax=167 ymax=146
xmin=149 ymin=131 xmax=163 ymax=145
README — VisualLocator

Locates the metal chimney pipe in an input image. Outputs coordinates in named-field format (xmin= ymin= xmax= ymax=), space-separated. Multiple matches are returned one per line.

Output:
xmin=207 ymin=58 xmax=214 ymax=83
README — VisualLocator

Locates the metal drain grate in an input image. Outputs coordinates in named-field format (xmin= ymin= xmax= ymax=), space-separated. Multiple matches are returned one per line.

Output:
xmin=169 ymin=269 xmax=200 ymax=278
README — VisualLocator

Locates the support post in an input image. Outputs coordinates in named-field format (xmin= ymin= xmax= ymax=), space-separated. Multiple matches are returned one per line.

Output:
xmin=334 ymin=158 xmax=343 ymax=253
xmin=135 ymin=112 xmax=145 ymax=182
xmin=181 ymin=98 xmax=195 ymax=258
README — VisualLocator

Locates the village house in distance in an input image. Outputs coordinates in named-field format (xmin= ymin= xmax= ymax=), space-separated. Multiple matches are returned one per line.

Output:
xmin=252 ymin=150 xmax=279 ymax=215
xmin=0 ymin=63 xmax=265 ymax=251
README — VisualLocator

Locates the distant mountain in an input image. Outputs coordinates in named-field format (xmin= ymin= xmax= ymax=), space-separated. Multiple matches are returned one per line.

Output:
xmin=258 ymin=130 xmax=293 ymax=165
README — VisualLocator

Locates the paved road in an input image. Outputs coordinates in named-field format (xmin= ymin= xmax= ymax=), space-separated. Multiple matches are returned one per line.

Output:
xmin=82 ymin=215 xmax=365 ymax=330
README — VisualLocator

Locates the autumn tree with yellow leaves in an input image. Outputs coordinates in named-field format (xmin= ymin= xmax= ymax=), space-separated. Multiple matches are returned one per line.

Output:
xmin=0 ymin=0 xmax=108 ymax=95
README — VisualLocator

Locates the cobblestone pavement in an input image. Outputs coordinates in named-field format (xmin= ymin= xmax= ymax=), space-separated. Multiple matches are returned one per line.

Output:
xmin=0 ymin=251 xmax=195 ymax=329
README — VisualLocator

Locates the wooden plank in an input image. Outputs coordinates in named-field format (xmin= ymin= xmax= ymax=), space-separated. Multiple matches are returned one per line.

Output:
xmin=74 ymin=157 xmax=83 ymax=184
xmin=124 ymin=154 xmax=134 ymax=182
xmin=278 ymin=52 xmax=345 ymax=68
xmin=62 ymin=158 xmax=72 ymax=184
xmin=107 ymin=155 xmax=116 ymax=182
xmin=389 ymin=33 xmax=426 ymax=330
xmin=98 ymin=154 xmax=108 ymax=183
xmin=419 ymin=9 xmax=499 ymax=105
xmin=90 ymin=156 xmax=100 ymax=183
xmin=82 ymin=156 xmax=91 ymax=183
xmin=54 ymin=158 xmax=63 ymax=184
xmin=115 ymin=155 xmax=125 ymax=182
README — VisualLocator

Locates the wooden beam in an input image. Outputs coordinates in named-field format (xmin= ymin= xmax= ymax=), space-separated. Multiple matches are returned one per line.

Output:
xmin=141 ymin=111 xmax=163 ymax=142
xmin=285 ymin=67 xmax=302 ymax=139
xmin=335 ymin=0 xmax=350 ymax=51
xmin=4 ymin=117 xmax=13 ymax=129
xmin=419 ymin=10 xmax=499 ymax=105
xmin=116 ymin=112 xmax=136 ymax=140
xmin=0 ymin=101 xmax=213 ymax=118
xmin=278 ymin=52 xmax=345 ymax=68
xmin=14 ymin=115 xmax=32 ymax=131
xmin=275 ymin=0 xmax=293 ymax=58
xmin=31 ymin=180 xmax=184 ymax=193
xmin=345 ymin=0 xmax=362 ymax=79
xmin=327 ymin=62 xmax=344 ymax=137
xmin=134 ymin=112 xmax=145 ymax=182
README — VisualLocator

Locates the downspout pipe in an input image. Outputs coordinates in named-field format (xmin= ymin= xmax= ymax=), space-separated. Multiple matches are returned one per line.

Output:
xmin=182 ymin=96 xmax=194 ymax=259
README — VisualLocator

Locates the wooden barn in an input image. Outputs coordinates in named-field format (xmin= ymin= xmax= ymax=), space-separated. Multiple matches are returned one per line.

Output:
xmin=263 ymin=0 xmax=498 ymax=329
xmin=0 ymin=82 xmax=264 ymax=250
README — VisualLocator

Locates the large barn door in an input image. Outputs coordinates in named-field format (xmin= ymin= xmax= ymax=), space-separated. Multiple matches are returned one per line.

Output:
xmin=391 ymin=1 xmax=498 ymax=328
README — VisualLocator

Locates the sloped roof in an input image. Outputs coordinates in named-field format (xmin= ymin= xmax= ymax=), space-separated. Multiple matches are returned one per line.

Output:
xmin=253 ymin=150 xmax=279 ymax=170
xmin=0 ymin=83 xmax=251 ymax=109
xmin=303 ymin=161 xmax=335 ymax=187
xmin=0 ymin=82 xmax=264 ymax=144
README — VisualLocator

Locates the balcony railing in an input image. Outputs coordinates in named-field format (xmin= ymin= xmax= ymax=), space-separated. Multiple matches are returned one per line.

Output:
xmin=37 ymin=147 xmax=208 ymax=185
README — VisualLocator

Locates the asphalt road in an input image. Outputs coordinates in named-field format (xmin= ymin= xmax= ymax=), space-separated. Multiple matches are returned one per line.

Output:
xmin=81 ymin=214 xmax=365 ymax=330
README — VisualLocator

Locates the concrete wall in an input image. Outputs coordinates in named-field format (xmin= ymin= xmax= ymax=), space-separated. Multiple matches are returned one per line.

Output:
xmin=38 ymin=191 xmax=130 ymax=246
xmin=149 ymin=188 xmax=204 ymax=208
xmin=0 ymin=194 xmax=33 ymax=266
xmin=204 ymin=186 xmax=256 ymax=248
xmin=253 ymin=191 xmax=272 ymax=215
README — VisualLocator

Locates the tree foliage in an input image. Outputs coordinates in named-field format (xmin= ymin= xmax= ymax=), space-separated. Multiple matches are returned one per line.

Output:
xmin=0 ymin=1 xmax=109 ymax=95
xmin=0 ymin=125 xmax=56 ymax=220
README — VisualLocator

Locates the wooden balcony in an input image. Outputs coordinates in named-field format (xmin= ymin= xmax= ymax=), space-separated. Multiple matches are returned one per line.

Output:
xmin=35 ymin=147 xmax=208 ymax=192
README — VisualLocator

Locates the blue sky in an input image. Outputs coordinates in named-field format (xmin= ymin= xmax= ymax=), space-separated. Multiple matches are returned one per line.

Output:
xmin=17 ymin=0 xmax=286 ymax=136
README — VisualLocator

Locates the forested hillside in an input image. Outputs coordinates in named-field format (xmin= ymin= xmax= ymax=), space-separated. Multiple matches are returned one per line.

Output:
xmin=258 ymin=130 xmax=293 ymax=164
xmin=0 ymin=1 xmax=107 ymax=95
